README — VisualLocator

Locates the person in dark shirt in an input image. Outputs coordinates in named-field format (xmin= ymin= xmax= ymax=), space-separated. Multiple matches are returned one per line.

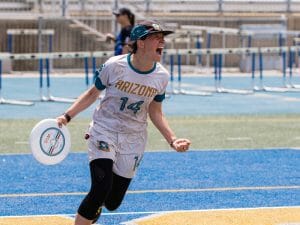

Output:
xmin=107 ymin=8 xmax=135 ymax=55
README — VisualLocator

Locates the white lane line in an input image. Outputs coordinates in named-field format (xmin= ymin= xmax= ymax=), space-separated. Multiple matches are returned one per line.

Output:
xmin=226 ymin=137 xmax=253 ymax=141
xmin=127 ymin=186 xmax=300 ymax=194
xmin=0 ymin=212 xmax=152 ymax=219
xmin=0 ymin=206 xmax=299 ymax=219
xmin=0 ymin=185 xmax=299 ymax=198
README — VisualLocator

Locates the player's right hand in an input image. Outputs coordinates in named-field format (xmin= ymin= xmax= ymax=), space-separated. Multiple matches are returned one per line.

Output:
xmin=56 ymin=115 xmax=68 ymax=128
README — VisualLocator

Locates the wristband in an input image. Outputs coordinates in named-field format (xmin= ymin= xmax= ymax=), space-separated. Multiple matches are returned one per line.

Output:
xmin=63 ymin=113 xmax=72 ymax=123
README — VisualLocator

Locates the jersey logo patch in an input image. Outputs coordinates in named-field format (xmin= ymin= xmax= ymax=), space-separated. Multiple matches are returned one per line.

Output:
xmin=97 ymin=141 xmax=110 ymax=152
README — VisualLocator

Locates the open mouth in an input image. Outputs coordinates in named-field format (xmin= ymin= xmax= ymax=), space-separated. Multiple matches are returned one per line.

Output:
xmin=156 ymin=47 xmax=163 ymax=55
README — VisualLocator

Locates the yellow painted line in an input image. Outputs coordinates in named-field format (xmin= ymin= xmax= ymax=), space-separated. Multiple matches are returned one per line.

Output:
xmin=0 ymin=185 xmax=299 ymax=198
xmin=123 ymin=206 xmax=300 ymax=225
xmin=0 ymin=215 xmax=73 ymax=225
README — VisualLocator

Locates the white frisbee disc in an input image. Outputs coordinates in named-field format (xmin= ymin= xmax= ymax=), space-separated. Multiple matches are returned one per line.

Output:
xmin=29 ymin=119 xmax=71 ymax=165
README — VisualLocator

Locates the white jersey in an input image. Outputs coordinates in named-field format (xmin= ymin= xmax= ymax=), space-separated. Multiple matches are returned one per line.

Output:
xmin=90 ymin=53 xmax=169 ymax=135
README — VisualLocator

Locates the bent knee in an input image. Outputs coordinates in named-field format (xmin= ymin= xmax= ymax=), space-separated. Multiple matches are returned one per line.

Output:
xmin=105 ymin=201 xmax=122 ymax=211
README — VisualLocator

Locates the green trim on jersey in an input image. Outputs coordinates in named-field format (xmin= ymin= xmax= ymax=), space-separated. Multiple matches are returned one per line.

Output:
xmin=127 ymin=53 xmax=157 ymax=75
xmin=94 ymin=76 xmax=106 ymax=90
xmin=154 ymin=93 xmax=165 ymax=102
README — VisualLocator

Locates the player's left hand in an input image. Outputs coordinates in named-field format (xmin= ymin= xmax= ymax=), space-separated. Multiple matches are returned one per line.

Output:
xmin=171 ymin=138 xmax=191 ymax=152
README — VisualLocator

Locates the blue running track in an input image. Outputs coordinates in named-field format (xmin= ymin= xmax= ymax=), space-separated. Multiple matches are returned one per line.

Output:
xmin=0 ymin=149 xmax=299 ymax=224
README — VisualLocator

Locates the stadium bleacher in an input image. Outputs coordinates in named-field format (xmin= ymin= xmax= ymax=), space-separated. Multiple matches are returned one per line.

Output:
xmin=0 ymin=0 xmax=300 ymax=71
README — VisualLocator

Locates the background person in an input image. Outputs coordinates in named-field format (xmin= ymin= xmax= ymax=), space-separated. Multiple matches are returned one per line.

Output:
xmin=106 ymin=7 xmax=135 ymax=55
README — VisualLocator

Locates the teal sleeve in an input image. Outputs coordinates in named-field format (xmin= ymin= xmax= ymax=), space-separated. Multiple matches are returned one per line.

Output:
xmin=94 ymin=76 xmax=106 ymax=90
xmin=94 ymin=65 xmax=106 ymax=90
xmin=154 ymin=93 xmax=165 ymax=102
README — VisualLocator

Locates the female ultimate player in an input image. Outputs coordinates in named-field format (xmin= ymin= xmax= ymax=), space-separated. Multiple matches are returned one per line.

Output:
xmin=56 ymin=20 xmax=191 ymax=225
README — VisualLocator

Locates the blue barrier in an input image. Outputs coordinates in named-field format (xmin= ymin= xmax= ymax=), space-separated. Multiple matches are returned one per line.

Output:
xmin=206 ymin=33 xmax=211 ymax=49
xmin=214 ymin=54 xmax=218 ymax=83
xmin=289 ymin=49 xmax=293 ymax=80
xmin=84 ymin=57 xmax=89 ymax=88
xmin=170 ymin=55 xmax=174 ymax=83
xmin=45 ymin=58 xmax=50 ymax=89
xmin=0 ymin=59 xmax=34 ymax=106
xmin=247 ymin=35 xmax=252 ymax=48
xmin=196 ymin=35 xmax=202 ymax=64
xmin=288 ymin=49 xmax=300 ymax=88
xmin=213 ymin=53 xmax=253 ymax=94
xmin=251 ymin=52 xmax=256 ymax=80
xmin=252 ymin=51 xmax=291 ymax=92
xmin=167 ymin=53 xmax=211 ymax=96
xmin=218 ymin=54 xmax=222 ymax=84
xmin=259 ymin=52 xmax=263 ymax=81
xmin=2 ymin=47 xmax=300 ymax=104
xmin=49 ymin=35 xmax=53 ymax=52
xmin=92 ymin=57 xmax=96 ymax=81
xmin=7 ymin=34 xmax=12 ymax=53
xmin=39 ymin=58 xmax=43 ymax=90
xmin=177 ymin=54 xmax=181 ymax=84
xmin=282 ymin=51 xmax=287 ymax=88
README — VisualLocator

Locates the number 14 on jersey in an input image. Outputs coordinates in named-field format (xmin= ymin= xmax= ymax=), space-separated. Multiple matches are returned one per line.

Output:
xmin=119 ymin=97 xmax=144 ymax=114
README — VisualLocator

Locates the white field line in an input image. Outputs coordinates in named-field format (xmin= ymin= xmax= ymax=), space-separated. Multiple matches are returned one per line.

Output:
xmin=0 ymin=185 xmax=299 ymax=198
xmin=0 ymin=147 xmax=300 ymax=156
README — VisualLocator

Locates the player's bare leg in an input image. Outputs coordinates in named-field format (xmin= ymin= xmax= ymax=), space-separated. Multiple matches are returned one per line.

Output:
xmin=74 ymin=213 xmax=92 ymax=225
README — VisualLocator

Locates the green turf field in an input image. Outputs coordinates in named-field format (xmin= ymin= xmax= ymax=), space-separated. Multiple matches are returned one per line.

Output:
xmin=1 ymin=115 xmax=300 ymax=153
